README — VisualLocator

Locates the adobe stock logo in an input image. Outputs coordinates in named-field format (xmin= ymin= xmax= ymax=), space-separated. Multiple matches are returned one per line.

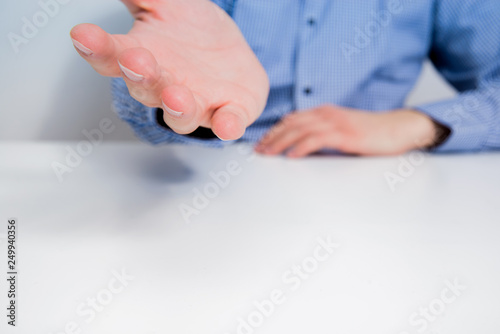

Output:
xmin=396 ymin=278 xmax=466 ymax=334
xmin=8 ymin=0 xmax=73 ymax=54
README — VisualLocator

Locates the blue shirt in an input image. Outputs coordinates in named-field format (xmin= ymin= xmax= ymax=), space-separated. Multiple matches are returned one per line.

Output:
xmin=112 ymin=0 xmax=500 ymax=152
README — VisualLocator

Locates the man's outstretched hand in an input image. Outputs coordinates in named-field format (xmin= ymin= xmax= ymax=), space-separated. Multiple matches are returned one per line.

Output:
xmin=70 ymin=0 xmax=269 ymax=140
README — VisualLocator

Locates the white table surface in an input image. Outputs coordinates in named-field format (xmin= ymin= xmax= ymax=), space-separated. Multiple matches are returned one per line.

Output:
xmin=1 ymin=142 xmax=499 ymax=334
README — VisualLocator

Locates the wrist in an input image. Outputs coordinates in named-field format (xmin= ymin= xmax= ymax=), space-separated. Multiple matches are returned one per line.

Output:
xmin=395 ymin=109 xmax=442 ymax=150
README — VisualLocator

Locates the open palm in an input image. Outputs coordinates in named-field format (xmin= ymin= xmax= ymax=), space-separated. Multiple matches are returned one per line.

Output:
xmin=70 ymin=0 xmax=269 ymax=140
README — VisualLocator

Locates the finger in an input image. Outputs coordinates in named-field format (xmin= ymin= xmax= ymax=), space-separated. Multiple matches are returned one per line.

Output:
xmin=287 ymin=133 xmax=342 ymax=158
xmin=258 ymin=114 xmax=296 ymax=147
xmin=119 ymin=0 xmax=144 ymax=15
xmin=260 ymin=128 xmax=308 ymax=155
xmin=211 ymin=104 xmax=248 ymax=141
xmin=257 ymin=116 xmax=320 ymax=155
xmin=120 ymin=0 xmax=158 ymax=16
xmin=160 ymin=84 xmax=206 ymax=135
xmin=117 ymin=47 xmax=169 ymax=107
xmin=258 ymin=112 xmax=317 ymax=146
xmin=70 ymin=23 xmax=131 ymax=77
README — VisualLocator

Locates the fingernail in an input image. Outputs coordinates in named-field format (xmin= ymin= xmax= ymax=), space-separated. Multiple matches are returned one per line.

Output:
xmin=71 ymin=39 xmax=93 ymax=56
xmin=162 ymin=101 xmax=183 ymax=118
xmin=118 ymin=61 xmax=144 ymax=82
xmin=215 ymin=133 xmax=230 ymax=141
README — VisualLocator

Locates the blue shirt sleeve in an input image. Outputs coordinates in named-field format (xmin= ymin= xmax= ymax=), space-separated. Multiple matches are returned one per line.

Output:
xmin=416 ymin=0 xmax=500 ymax=152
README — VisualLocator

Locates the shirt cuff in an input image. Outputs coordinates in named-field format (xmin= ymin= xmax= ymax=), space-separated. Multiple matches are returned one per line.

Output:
xmin=415 ymin=98 xmax=492 ymax=153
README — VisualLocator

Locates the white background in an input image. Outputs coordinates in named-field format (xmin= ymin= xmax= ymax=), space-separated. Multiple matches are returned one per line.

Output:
xmin=0 ymin=0 xmax=457 ymax=141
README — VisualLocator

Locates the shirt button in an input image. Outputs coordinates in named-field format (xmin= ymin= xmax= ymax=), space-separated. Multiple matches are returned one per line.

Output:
xmin=307 ymin=18 xmax=316 ymax=26
xmin=304 ymin=87 xmax=312 ymax=95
